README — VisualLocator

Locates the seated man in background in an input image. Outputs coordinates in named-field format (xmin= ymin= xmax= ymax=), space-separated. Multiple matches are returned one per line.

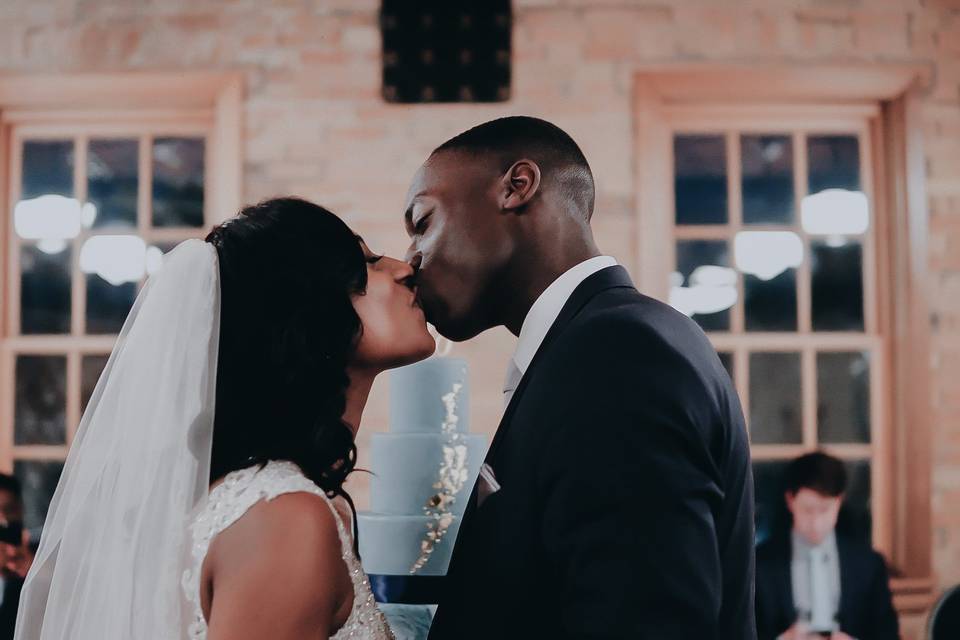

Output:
xmin=755 ymin=452 xmax=899 ymax=640
xmin=0 ymin=474 xmax=28 ymax=640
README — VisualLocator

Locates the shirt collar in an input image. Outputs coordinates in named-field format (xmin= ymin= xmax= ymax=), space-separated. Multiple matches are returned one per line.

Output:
xmin=511 ymin=256 xmax=618 ymax=375
xmin=792 ymin=530 xmax=837 ymax=559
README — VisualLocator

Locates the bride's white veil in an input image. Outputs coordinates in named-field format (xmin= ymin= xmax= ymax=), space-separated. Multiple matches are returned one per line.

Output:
xmin=15 ymin=239 xmax=221 ymax=639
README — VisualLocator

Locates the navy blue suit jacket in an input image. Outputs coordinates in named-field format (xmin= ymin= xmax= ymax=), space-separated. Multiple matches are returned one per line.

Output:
xmin=429 ymin=266 xmax=757 ymax=639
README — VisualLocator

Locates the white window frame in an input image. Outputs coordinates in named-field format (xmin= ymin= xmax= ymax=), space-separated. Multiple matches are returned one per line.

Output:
xmin=0 ymin=72 xmax=242 ymax=511
xmin=633 ymin=64 xmax=934 ymax=612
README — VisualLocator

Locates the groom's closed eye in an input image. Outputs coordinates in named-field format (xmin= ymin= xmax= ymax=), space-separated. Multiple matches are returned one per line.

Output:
xmin=413 ymin=214 xmax=431 ymax=234
xmin=406 ymin=208 xmax=432 ymax=236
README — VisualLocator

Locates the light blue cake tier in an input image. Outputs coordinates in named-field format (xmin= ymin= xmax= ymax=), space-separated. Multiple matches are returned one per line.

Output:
xmin=357 ymin=514 xmax=464 ymax=576
xmin=369 ymin=432 xmax=487 ymax=516
xmin=389 ymin=357 xmax=470 ymax=433
xmin=359 ymin=356 xmax=484 ymax=582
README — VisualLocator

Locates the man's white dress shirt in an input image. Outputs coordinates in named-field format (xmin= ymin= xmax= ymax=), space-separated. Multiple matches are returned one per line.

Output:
xmin=502 ymin=256 xmax=618 ymax=407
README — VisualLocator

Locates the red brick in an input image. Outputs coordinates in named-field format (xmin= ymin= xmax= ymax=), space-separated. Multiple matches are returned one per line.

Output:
xmin=795 ymin=8 xmax=857 ymax=54
xmin=853 ymin=11 xmax=911 ymax=55
xmin=582 ymin=7 xmax=675 ymax=60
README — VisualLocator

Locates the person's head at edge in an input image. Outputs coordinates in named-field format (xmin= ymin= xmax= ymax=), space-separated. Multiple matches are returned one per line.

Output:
xmin=0 ymin=473 xmax=29 ymax=579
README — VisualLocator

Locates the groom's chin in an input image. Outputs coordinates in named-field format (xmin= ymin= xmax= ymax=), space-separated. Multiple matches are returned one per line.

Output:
xmin=421 ymin=295 xmax=485 ymax=342
xmin=429 ymin=317 xmax=485 ymax=343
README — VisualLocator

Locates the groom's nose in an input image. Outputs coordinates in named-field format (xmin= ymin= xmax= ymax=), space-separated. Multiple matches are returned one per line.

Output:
xmin=406 ymin=251 xmax=423 ymax=274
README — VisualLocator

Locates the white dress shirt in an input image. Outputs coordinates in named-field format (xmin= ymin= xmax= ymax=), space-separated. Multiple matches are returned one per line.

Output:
xmin=790 ymin=530 xmax=841 ymax=632
xmin=503 ymin=256 xmax=618 ymax=407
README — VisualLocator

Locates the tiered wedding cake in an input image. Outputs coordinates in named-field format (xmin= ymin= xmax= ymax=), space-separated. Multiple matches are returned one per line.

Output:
xmin=358 ymin=355 xmax=486 ymax=586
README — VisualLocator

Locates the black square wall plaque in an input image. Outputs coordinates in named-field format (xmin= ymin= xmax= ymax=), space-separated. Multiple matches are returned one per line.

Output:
xmin=381 ymin=1 xmax=512 ymax=104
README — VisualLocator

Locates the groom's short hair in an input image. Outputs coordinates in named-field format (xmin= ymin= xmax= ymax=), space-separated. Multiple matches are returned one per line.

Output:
xmin=432 ymin=116 xmax=596 ymax=220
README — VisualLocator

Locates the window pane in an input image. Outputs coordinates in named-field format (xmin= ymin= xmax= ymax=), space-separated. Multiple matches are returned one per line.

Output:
xmin=742 ymin=134 xmax=794 ymax=225
xmin=812 ymin=240 xmax=864 ymax=331
xmin=808 ymin=135 xmax=860 ymax=194
xmin=749 ymin=352 xmax=802 ymax=444
xmin=753 ymin=460 xmax=791 ymax=545
xmin=718 ymin=351 xmax=734 ymax=382
xmin=674 ymin=240 xmax=734 ymax=331
xmin=22 ymin=140 xmax=74 ymax=199
xmin=81 ymin=355 xmax=110 ymax=415
xmin=86 ymin=274 xmax=137 ymax=335
xmin=818 ymin=352 xmax=870 ymax=444
xmin=14 ymin=355 xmax=67 ymax=445
xmin=88 ymin=138 xmax=138 ymax=229
xmin=152 ymin=137 xmax=204 ymax=228
xmin=20 ymin=244 xmax=72 ymax=335
xmin=14 ymin=460 xmax=65 ymax=542
xmin=674 ymin=134 xmax=727 ymax=225
xmin=838 ymin=459 xmax=872 ymax=545
xmin=745 ymin=270 xmax=798 ymax=332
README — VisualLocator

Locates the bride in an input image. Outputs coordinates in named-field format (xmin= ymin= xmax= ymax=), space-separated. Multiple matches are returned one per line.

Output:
xmin=15 ymin=197 xmax=436 ymax=639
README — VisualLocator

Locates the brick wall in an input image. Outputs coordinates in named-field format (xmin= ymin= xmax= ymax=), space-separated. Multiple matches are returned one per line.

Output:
xmin=1 ymin=0 xmax=958 ymax=633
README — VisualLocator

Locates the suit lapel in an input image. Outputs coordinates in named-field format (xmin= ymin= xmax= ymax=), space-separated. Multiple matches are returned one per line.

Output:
xmin=438 ymin=266 xmax=635 ymax=625
xmin=456 ymin=266 xmax=635 ymax=529
xmin=483 ymin=265 xmax=635 ymax=465
xmin=836 ymin=535 xmax=855 ymax=626
xmin=773 ymin=535 xmax=796 ymax=625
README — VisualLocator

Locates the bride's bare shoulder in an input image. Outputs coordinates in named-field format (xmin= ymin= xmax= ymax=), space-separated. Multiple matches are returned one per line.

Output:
xmin=210 ymin=490 xmax=345 ymax=574
xmin=203 ymin=492 xmax=351 ymax=637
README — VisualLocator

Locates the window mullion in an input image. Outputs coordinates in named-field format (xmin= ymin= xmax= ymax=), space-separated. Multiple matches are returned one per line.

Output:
xmin=8 ymin=134 xmax=22 ymax=337
xmin=138 ymin=134 xmax=151 ymax=237
xmin=0 ymin=348 xmax=13 ymax=472
xmin=66 ymin=350 xmax=81 ymax=445
xmin=71 ymin=136 xmax=87 ymax=338
xmin=728 ymin=130 xmax=745 ymax=334
xmin=795 ymin=131 xmax=812 ymax=335
xmin=801 ymin=346 xmax=817 ymax=449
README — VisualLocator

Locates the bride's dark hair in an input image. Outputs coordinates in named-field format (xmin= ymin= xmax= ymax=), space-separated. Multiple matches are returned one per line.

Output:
xmin=205 ymin=197 xmax=366 ymax=517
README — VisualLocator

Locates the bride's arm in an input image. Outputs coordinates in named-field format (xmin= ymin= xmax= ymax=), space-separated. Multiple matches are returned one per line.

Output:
xmin=204 ymin=492 xmax=352 ymax=640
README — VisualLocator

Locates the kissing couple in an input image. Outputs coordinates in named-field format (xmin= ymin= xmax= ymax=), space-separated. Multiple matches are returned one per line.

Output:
xmin=15 ymin=117 xmax=756 ymax=640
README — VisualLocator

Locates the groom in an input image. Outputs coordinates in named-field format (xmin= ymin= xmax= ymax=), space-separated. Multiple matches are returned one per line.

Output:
xmin=404 ymin=116 xmax=756 ymax=639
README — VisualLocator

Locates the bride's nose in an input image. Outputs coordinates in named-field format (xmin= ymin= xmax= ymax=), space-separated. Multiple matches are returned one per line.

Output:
xmin=383 ymin=256 xmax=415 ymax=282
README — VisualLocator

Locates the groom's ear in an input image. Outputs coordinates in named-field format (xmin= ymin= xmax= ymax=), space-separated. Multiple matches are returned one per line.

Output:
xmin=499 ymin=160 xmax=541 ymax=212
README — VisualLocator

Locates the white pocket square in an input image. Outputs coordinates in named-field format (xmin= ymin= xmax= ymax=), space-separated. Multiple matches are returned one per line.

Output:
xmin=476 ymin=463 xmax=501 ymax=507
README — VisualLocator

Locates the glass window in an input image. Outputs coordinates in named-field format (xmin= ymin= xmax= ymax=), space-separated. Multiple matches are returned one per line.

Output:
xmin=674 ymin=135 xmax=727 ymax=225
xmin=88 ymin=138 xmax=139 ymax=229
xmin=20 ymin=244 xmax=72 ymax=335
xmin=14 ymin=461 xmax=65 ymax=540
xmin=669 ymin=120 xmax=880 ymax=550
xmin=749 ymin=352 xmax=802 ymax=444
xmin=674 ymin=239 xmax=734 ymax=331
xmin=817 ymin=352 xmax=871 ymax=444
xmin=812 ymin=240 xmax=864 ymax=331
xmin=741 ymin=134 xmax=794 ymax=225
xmin=4 ymin=126 xmax=211 ymax=543
xmin=152 ymin=137 xmax=205 ymax=228
xmin=14 ymin=355 xmax=67 ymax=446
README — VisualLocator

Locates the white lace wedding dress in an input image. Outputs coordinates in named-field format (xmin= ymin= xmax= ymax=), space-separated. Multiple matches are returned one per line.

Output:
xmin=182 ymin=459 xmax=395 ymax=639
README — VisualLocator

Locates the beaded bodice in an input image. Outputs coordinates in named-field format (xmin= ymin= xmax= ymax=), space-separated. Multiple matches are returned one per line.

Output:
xmin=182 ymin=460 xmax=394 ymax=639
